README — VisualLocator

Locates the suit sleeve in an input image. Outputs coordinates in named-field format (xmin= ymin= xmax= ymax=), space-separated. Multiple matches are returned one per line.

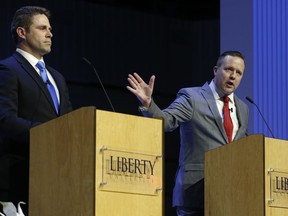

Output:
xmin=141 ymin=88 xmax=194 ymax=132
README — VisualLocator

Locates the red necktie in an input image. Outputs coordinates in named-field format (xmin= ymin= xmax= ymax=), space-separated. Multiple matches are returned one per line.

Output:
xmin=223 ymin=96 xmax=233 ymax=142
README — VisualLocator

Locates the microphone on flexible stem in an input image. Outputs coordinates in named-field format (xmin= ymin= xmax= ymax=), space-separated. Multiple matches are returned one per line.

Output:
xmin=245 ymin=96 xmax=275 ymax=138
xmin=82 ymin=57 xmax=115 ymax=112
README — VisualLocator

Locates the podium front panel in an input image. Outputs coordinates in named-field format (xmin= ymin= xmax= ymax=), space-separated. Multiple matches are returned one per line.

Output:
xmin=265 ymin=137 xmax=288 ymax=215
xmin=29 ymin=107 xmax=164 ymax=216
xmin=95 ymin=110 xmax=163 ymax=216
xmin=205 ymin=134 xmax=288 ymax=216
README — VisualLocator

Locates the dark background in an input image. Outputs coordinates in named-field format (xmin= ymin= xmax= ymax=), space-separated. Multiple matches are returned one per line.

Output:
xmin=0 ymin=0 xmax=220 ymax=215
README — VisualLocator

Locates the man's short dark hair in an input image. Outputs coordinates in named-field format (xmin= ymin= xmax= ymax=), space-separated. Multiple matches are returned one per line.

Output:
xmin=216 ymin=51 xmax=245 ymax=67
xmin=11 ymin=6 xmax=51 ymax=44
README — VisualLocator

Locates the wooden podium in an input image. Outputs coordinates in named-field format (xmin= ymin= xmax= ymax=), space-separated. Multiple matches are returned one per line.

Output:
xmin=29 ymin=107 xmax=163 ymax=216
xmin=205 ymin=134 xmax=288 ymax=216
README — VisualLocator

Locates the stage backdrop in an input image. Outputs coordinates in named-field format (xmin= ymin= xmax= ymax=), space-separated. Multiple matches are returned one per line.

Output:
xmin=0 ymin=0 xmax=220 ymax=215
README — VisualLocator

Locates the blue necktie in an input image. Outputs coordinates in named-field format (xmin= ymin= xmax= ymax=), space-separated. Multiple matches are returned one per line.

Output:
xmin=36 ymin=61 xmax=59 ymax=114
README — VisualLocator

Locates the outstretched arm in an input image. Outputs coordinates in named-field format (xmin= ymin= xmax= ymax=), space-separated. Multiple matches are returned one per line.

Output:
xmin=126 ymin=72 xmax=155 ymax=108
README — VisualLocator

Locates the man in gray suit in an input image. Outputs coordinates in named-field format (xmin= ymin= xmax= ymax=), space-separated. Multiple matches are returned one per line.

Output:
xmin=127 ymin=51 xmax=249 ymax=216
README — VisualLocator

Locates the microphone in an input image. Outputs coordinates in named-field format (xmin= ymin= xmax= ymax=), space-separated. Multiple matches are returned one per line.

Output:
xmin=82 ymin=57 xmax=115 ymax=112
xmin=245 ymin=96 xmax=275 ymax=138
xmin=229 ymin=108 xmax=233 ymax=113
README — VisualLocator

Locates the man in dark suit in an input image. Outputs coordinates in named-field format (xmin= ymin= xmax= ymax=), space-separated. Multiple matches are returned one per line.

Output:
xmin=0 ymin=6 xmax=72 ymax=213
xmin=127 ymin=51 xmax=249 ymax=216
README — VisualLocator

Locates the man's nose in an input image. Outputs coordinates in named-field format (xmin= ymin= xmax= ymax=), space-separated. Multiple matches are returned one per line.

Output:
xmin=230 ymin=71 xmax=236 ymax=79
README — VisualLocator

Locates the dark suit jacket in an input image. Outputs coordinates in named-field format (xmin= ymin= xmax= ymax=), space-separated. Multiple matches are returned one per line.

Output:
xmin=142 ymin=82 xmax=249 ymax=208
xmin=0 ymin=52 xmax=72 ymax=202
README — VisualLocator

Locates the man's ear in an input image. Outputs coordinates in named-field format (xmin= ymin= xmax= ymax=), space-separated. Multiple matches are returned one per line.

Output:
xmin=213 ymin=66 xmax=218 ymax=75
xmin=16 ymin=27 xmax=26 ymax=40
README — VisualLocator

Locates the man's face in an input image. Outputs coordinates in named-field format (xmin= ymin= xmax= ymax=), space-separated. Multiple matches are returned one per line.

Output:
xmin=19 ymin=14 xmax=53 ymax=59
xmin=213 ymin=55 xmax=245 ymax=95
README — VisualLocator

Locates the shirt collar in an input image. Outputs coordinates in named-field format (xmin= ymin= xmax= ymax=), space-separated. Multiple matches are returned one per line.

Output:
xmin=209 ymin=79 xmax=235 ymax=104
xmin=16 ymin=48 xmax=44 ymax=68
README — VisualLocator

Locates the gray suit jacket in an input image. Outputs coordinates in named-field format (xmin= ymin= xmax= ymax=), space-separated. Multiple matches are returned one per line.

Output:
xmin=142 ymin=82 xmax=249 ymax=208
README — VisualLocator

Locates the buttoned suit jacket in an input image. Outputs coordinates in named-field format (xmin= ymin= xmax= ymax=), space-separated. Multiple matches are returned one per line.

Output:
xmin=0 ymin=52 xmax=73 ymax=200
xmin=142 ymin=82 xmax=249 ymax=208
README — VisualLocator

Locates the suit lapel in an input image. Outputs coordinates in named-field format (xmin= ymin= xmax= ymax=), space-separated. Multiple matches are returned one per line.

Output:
xmin=234 ymin=96 xmax=245 ymax=140
xmin=201 ymin=83 xmax=228 ymax=143
xmin=13 ymin=53 xmax=59 ymax=115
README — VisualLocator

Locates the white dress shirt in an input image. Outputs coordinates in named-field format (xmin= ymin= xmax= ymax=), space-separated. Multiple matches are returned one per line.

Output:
xmin=16 ymin=48 xmax=60 ymax=103
xmin=209 ymin=80 xmax=239 ymax=141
